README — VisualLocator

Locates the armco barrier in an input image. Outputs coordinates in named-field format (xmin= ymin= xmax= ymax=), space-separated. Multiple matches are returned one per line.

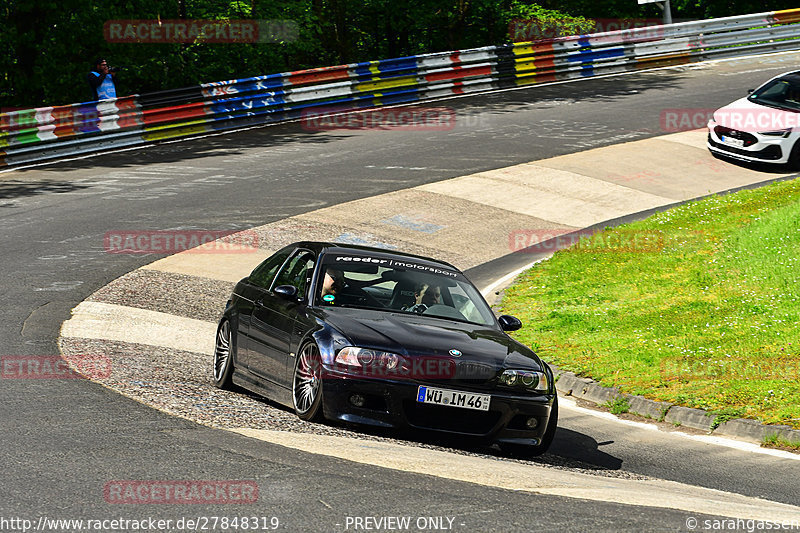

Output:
xmin=2 ymin=8 xmax=799 ymax=168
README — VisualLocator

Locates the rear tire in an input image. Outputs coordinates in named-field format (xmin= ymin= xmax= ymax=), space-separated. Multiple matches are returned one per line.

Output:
xmin=501 ymin=395 xmax=558 ymax=458
xmin=213 ymin=319 xmax=235 ymax=389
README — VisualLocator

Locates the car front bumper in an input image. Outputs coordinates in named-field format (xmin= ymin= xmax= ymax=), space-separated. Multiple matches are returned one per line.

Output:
xmin=320 ymin=368 xmax=555 ymax=445
xmin=706 ymin=121 xmax=795 ymax=164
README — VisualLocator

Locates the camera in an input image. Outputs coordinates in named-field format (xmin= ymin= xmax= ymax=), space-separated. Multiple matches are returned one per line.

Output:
xmin=108 ymin=66 xmax=123 ymax=73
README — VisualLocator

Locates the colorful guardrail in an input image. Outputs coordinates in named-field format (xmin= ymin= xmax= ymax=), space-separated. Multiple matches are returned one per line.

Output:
xmin=2 ymin=8 xmax=799 ymax=168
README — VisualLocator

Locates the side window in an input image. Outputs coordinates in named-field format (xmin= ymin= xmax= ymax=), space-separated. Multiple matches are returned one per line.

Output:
xmin=249 ymin=250 xmax=291 ymax=289
xmin=274 ymin=252 xmax=315 ymax=296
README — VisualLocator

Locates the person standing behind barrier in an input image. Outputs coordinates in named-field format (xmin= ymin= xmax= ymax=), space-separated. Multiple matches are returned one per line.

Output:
xmin=88 ymin=58 xmax=117 ymax=100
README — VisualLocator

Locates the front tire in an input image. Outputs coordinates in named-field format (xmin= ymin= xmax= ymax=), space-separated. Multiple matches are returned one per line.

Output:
xmin=788 ymin=141 xmax=800 ymax=171
xmin=292 ymin=341 xmax=324 ymax=421
xmin=213 ymin=319 xmax=235 ymax=389
xmin=501 ymin=395 xmax=558 ymax=458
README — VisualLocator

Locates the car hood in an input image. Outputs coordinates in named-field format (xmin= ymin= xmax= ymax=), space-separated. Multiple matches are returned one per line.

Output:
xmin=713 ymin=97 xmax=799 ymax=131
xmin=317 ymin=307 xmax=543 ymax=371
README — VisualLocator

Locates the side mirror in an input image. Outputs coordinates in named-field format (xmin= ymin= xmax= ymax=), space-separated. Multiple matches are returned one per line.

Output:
xmin=498 ymin=315 xmax=522 ymax=332
xmin=747 ymin=89 xmax=754 ymax=94
xmin=273 ymin=285 xmax=299 ymax=301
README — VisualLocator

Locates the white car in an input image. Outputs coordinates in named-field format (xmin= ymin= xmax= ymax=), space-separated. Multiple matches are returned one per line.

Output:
xmin=707 ymin=71 xmax=800 ymax=168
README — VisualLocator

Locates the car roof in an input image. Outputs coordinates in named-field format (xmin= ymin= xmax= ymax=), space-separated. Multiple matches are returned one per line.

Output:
xmin=769 ymin=71 xmax=800 ymax=84
xmin=291 ymin=241 xmax=460 ymax=272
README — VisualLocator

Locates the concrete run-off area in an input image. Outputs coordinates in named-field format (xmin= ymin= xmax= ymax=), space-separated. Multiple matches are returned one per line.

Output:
xmin=59 ymin=128 xmax=800 ymax=519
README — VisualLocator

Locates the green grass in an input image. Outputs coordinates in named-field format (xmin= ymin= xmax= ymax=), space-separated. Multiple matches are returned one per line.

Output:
xmin=710 ymin=407 xmax=746 ymax=431
xmin=763 ymin=433 xmax=800 ymax=451
xmin=604 ymin=396 xmax=630 ymax=415
xmin=501 ymin=178 xmax=800 ymax=429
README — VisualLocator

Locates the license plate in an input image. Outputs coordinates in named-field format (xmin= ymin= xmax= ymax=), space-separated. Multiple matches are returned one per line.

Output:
xmin=416 ymin=386 xmax=490 ymax=411
xmin=721 ymin=135 xmax=744 ymax=148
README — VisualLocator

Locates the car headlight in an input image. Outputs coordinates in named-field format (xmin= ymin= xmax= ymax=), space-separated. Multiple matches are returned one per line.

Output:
xmin=499 ymin=369 xmax=549 ymax=392
xmin=757 ymin=128 xmax=792 ymax=138
xmin=335 ymin=347 xmax=402 ymax=371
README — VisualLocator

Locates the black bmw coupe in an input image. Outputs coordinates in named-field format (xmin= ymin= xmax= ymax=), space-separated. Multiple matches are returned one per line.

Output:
xmin=213 ymin=241 xmax=557 ymax=455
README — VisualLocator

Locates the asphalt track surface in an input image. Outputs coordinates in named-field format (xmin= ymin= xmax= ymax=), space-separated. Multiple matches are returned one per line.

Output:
xmin=2 ymin=53 xmax=800 ymax=530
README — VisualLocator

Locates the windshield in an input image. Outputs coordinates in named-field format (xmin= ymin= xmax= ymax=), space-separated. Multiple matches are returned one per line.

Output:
xmin=748 ymin=76 xmax=800 ymax=112
xmin=315 ymin=254 xmax=497 ymax=327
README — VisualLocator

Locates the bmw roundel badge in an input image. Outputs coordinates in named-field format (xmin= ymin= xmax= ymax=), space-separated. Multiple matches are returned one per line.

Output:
xmin=449 ymin=349 xmax=462 ymax=357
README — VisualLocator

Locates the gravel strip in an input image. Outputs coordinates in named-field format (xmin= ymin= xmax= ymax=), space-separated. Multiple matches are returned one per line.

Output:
xmin=59 ymin=336 xmax=650 ymax=480
xmin=88 ymin=269 xmax=234 ymax=323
